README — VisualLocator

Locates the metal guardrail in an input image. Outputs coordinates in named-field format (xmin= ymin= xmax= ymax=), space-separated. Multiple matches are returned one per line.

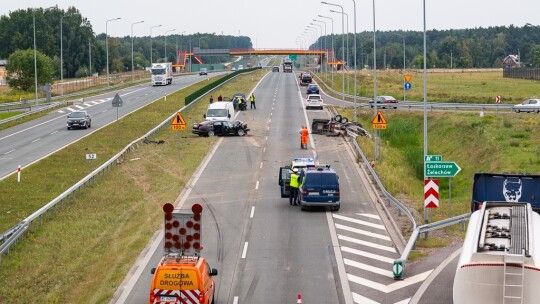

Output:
xmin=0 ymin=71 xmax=243 ymax=262
xmin=328 ymin=105 xmax=472 ymax=280
xmin=312 ymin=73 xmax=518 ymax=112
xmin=0 ymin=101 xmax=68 ymax=125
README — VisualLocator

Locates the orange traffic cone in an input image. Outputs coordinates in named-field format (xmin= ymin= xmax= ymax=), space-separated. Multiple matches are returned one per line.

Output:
xmin=297 ymin=293 xmax=302 ymax=304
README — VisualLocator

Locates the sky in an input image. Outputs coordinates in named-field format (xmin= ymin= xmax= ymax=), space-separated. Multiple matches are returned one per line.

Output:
xmin=3 ymin=0 xmax=540 ymax=49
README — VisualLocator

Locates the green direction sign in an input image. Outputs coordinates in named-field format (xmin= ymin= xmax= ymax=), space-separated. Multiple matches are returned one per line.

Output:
xmin=424 ymin=155 xmax=442 ymax=162
xmin=425 ymin=161 xmax=461 ymax=177
xmin=393 ymin=261 xmax=404 ymax=279
xmin=289 ymin=54 xmax=298 ymax=61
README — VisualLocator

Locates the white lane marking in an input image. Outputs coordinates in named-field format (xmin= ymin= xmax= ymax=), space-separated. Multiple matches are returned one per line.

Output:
xmin=58 ymin=110 xmax=65 ymax=113
xmin=341 ymin=246 xmax=395 ymax=263
xmin=241 ymin=242 xmax=249 ymax=259
xmin=357 ymin=213 xmax=381 ymax=220
xmin=344 ymin=258 xmax=393 ymax=277
xmin=233 ymin=296 xmax=239 ymax=304
xmin=260 ymin=162 xmax=263 ymax=169
xmin=265 ymin=136 xmax=268 ymax=141
xmin=270 ymin=112 xmax=272 ymax=116
xmin=50 ymin=131 xmax=58 ymax=135
xmin=250 ymin=206 xmax=255 ymax=218
xmin=267 ymin=126 xmax=270 ymax=131
xmin=335 ymin=224 xmax=392 ymax=241
xmin=327 ymin=212 xmax=354 ymax=304
xmin=4 ymin=149 xmax=16 ymax=155
xmin=394 ymin=299 xmax=412 ymax=304
xmin=347 ymin=270 xmax=432 ymax=293
xmin=263 ymin=147 xmax=266 ymax=153
xmin=74 ymin=105 xmax=85 ymax=109
xmin=31 ymin=138 xmax=41 ymax=143
xmin=333 ymin=214 xmax=386 ymax=230
xmin=352 ymin=293 xmax=380 ymax=304
xmin=102 ymin=110 xmax=107 ymax=113
xmin=255 ymin=181 xmax=259 ymax=190
xmin=338 ymin=235 xmax=396 ymax=253
xmin=269 ymin=119 xmax=271 ymax=123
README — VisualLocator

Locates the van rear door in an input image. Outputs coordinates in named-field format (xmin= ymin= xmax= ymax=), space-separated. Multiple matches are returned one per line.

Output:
xmin=278 ymin=166 xmax=291 ymax=198
xmin=152 ymin=268 xmax=200 ymax=303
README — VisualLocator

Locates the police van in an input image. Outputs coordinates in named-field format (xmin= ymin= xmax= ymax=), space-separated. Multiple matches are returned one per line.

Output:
xmin=297 ymin=165 xmax=340 ymax=211
xmin=278 ymin=158 xmax=316 ymax=198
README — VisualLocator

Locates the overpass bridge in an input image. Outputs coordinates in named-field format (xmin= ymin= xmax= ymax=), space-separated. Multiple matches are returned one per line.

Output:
xmin=173 ymin=48 xmax=344 ymax=69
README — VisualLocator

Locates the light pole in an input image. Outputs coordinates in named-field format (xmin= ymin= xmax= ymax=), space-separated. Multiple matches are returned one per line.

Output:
xmin=164 ymin=28 xmax=176 ymax=62
xmin=176 ymin=31 xmax=186 ymax=64
xmin=310 ymin=23 xmax=323 ymax=71
xmin=318 ymin=15 xmax=334 ymax=86
xmin=313 ymin=19 xmax=327 ymax=79
xmin=330 ymin=9 xmax=349 ymax=97
xmin=60 ymin=13 xmax=76 ymax=96
xmin=106 ymin=17 xmax=121 ymax=87
xmin=372 ymin=0 xmax=379 ymax=160
xmin=350 ymin=0 xmax=358 ymax=123
xmin=423 ymin=0 xmax=428 ymax=224
xmin=131 ymin=20 xmax=144 ymax=82
xmin=150 ymin=24 xmax=162 ymax=64
xmin=32 ymin=9 xmax=38 ymax=103
xmin=322 ymin=1 xmax=345 ymax=104
xmin=198 ymin=36 xmax=207 ymax=48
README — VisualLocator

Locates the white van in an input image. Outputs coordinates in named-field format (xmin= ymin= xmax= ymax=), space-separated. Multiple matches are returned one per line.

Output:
xmin=204 ymin=101 xmax=235 ymax=121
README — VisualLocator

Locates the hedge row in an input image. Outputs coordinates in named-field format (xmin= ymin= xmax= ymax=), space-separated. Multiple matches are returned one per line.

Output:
xmin=184 ymin=67 xmax=262 ymax=105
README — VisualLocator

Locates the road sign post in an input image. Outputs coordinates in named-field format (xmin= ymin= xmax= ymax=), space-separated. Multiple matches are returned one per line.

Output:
xmin=171 ymin=112 xmax=187 ymax=159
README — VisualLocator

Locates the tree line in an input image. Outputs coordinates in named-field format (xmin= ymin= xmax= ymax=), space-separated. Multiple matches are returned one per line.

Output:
xmin=0 ymin=6 xmax=251 ymax=90
xmin=313 ymin=24 xmax=540 ymax=69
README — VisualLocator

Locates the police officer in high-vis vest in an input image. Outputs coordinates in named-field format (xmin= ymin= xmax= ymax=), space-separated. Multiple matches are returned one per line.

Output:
xmin=289 ymin=168 xmax=299 ymax=206
xmin=249 ymin=93 xmax=256 ymax=109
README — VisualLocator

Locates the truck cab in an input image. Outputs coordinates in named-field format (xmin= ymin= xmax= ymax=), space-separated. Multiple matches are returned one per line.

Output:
xmin=149 ymin=255 xmax=218 ymax=304
xmin=278 ymin=158 xmax=316 ymax=198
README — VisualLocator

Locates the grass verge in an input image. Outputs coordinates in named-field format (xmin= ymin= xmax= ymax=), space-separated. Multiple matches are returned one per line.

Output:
xmin=0 ymin=70 xmax=266 ymax=303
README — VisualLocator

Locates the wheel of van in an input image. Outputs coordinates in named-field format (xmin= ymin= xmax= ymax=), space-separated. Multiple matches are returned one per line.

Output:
xmin=237 ymin=129 xmax=245 ymax=136
xmin=208 ymin=130 xmax=215 ymax=137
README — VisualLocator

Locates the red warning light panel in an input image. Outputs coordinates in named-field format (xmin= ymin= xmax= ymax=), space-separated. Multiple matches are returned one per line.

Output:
xmin=163 ymin=203 xmax=202 ymax=256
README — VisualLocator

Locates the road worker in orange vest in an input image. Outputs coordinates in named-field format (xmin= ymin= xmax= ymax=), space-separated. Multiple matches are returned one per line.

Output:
xmin=300 ymin=125 xmax=309 ymax=149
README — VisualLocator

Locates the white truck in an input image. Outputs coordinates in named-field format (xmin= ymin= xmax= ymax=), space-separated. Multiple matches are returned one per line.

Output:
xmin=151 ymin=62 xmax=173 ymax=86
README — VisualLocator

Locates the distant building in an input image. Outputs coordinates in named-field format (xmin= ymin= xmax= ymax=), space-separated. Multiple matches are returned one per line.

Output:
xmin=0 ymin=59 xmax=6 ymax=85
xmin=502 ymin=55 xmax=521 ymax=68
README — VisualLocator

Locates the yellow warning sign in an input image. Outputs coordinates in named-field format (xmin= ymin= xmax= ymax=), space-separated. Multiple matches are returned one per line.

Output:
xmin=372 ymin=111 xmax=387 ymax=130
xmin=171 ymin=112 xmax=186 ymax=131
xmin=404 ymin=74 xmax=412 ymax=82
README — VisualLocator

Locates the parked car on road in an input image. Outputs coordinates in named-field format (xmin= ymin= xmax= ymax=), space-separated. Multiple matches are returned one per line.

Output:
xmin=306 ymin=84 xmax=320 ymax=94
xmin=199 ymin=68 xmax=208 ymax=76
xmin=272 ymin=66 xmax=280 ymax=72
xmin=369 ymin=96 xmax=399 ymax=109
xmin=513 ymin=98 xmax=540 ymax=113
xmin=306 ymin=94 xmax=324 ymax=110
xmin=67 ymin=111 xmax=91 ymax=130
xmin=192 ymin=120 xmax=249 ymax=137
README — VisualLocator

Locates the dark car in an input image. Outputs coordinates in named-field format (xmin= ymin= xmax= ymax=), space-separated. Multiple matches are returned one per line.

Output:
xmin=369 ymin=95 xmax=399 ymax=109
xmin=67 ymin=111 xmax=91 ymax=130
xmin=199 ymin=68 xmax=208 ymax=76
xmin=298 ymin=165 xmax=340 ymax=211
xmin=306 ymin=84 xmax=320 ymax=94
xmin=192 ymin=120 xmax=249 ymax=137
xmin=272 ymin=66 xmax=279 ymax=72
xmin=300 ymin=73 xmax=312 ymax=86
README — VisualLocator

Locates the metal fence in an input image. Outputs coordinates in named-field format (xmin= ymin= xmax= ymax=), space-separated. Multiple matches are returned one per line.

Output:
xmin=503 ymin=67 xmax=540 ymax=81
xmin=0 ymin=71 xmax=245 ymax=263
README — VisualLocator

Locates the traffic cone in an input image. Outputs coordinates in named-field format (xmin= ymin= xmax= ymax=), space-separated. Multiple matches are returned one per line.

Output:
xmin=297 ymin=293 xmax=302 ymax=304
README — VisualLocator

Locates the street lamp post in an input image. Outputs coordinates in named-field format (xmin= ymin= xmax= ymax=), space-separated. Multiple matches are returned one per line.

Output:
xmin=176 ymin=31 xmax=186 ymax=65
xmin=131 ymin=20 xmax=144 ymax=82
xmin=423 ymin=0 xmax=428 ymax=224
xmin=106 ymin=17 xmax=121 ymax=87
xmin=60 ymin=13 xmax=76 ymax=96
xmin=330 ymin=9 xmax=349 ymax=97
xmin=164 ymin=29 xmax=176 ymax=62
xmin=32 ymin=10 xmax=38 ymax=103
xmin=313 ymin=19 xmax=328 ymax=80
xmin=310 ymin=23 xmax=323 ymax=72
xmin=318 ymin=15 xmax=334 ymax=86
xmin=150 ymin=24 xmax=162 ymax=64
xmin=372 ymin=0 xmax=379 ymax=160
xmin=351 ymin=0 xmax=358 ymax=122
xmin=322 ymin=1 xmax=345 ymax=104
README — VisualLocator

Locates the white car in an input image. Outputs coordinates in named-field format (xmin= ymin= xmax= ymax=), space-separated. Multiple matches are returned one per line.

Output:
xmin=513 ymin=98 xmax=540 ymax=113
xmin=306 ymin=94 xmax=324 ymax=110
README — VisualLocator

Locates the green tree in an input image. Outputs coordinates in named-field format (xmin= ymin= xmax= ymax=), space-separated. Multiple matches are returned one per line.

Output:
xmin=6 ymin=49 xmax=54 ymax=91
xmin=527 ymin=45 xmax=540 ymax=67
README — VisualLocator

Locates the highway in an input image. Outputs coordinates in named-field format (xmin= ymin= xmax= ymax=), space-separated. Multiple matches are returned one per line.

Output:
xmin=113 ymin=70 xmax=441 ymax=304
xmin=0 ymin=73 xmax=225 ymax=180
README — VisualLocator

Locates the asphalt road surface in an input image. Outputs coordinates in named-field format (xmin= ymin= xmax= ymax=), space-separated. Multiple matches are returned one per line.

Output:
xmin=0 ymin=73 xmax=225 ymax=180
xmin=112 ymin=70 xmax=448 ymax=304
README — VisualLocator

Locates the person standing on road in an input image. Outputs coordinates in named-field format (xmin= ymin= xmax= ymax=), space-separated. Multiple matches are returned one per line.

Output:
xmin=209 ymin=95 xmax=214 ymax=104
xmin=289 ymin=168 xmax=299 ymax=206
xmin=300 ymin=125 xmax=309 ymax=149
xmin=249 ymin=93 xmax=256 ymax=109
xmin=217 ymin=94 xmax=223 ymax=101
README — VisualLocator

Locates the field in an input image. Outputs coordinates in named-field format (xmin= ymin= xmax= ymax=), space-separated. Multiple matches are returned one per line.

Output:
xmin=320 ymin=69 xmax=540 ymax=104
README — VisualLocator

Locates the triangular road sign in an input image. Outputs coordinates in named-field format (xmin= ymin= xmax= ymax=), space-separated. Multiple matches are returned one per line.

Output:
xmin=112 ymin=93 xmax=123 ymax=107
xmin=371 ymin=111 xmax=387 ymax=124
xmin=172 ymin=112 xmax=186 ymax=126
xmin=404 ymin=74 xmax=412 ymax=82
